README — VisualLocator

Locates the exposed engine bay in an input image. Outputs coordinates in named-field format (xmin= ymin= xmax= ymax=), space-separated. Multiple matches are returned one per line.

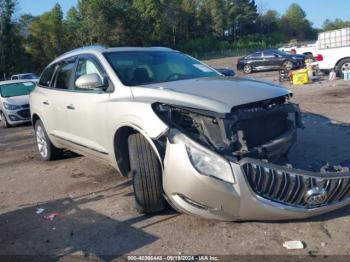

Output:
xmin=152 ymin=95 xmax=304 ymax=161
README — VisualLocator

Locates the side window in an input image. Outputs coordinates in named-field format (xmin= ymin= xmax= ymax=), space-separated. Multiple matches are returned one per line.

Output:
xmin=12 ymin=76 xmax=18 ymax=80
xmin=39 ymin=65 xmax=56 ymax=87
xmin=74 ymin=57 xmax=104 ymax=90
xmin=263 ymin=51 xmax=277 ymax=58
xmin=250 ymin=52 xmax=262 ymax=58
xmin=55 ymin=60 xmax=76 ymax=90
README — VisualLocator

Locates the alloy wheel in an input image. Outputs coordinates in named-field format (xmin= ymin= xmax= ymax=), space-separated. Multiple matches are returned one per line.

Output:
xmin=36 ymin=125 xmax=48 ymax=158
xmin=244 ymin=65 xmax=252 ymax=74
xmin=284 ymin=61 xmax=293 ymax=69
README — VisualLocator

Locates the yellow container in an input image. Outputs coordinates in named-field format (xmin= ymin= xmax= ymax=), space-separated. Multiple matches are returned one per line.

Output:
xmin=292 ymin=69 xmax=309 ymax=85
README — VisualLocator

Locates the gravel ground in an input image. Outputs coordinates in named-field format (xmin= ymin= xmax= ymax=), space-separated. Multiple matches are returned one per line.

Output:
xmin=1 ymin=56 xmax=350 ymax=260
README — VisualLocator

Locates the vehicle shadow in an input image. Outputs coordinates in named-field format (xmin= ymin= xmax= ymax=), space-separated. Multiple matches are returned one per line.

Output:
xmin=59 ymin=150 xmax=81 ymax=160
xmin=288 ymin=112 xmax=350 ymax=171
xmin=0 ymin=184 xmax=164 ymax=259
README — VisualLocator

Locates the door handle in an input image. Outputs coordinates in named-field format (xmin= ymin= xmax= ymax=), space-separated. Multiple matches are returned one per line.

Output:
xmin=67 ymin=104 xmax=75 ymax=110
xmin=43 ymin=101 xmax=49 ymax=105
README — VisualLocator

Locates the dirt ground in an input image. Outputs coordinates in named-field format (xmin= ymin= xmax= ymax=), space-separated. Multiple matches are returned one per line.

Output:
xmin=1 ymin=56 xmax=350 ymax=260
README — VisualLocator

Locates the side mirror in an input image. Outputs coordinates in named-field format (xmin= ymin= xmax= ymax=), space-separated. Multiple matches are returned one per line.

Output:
xmin=75 ymin=73 xmax=107 ymax=90
xmin=215 ymin=68 xmax=235 ymax=77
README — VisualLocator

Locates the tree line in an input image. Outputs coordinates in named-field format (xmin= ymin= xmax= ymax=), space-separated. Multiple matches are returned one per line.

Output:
xmin=0 ymin=0 xmax=349 ymax=78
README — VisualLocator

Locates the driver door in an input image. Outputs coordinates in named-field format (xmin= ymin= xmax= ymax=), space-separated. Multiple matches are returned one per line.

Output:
xmin=64 ymin=55 xmax=111 ymax=160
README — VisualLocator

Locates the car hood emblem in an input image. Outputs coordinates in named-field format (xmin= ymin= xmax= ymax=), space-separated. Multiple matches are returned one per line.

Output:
xmin=305 ymin=187 xmax=328 ymax=205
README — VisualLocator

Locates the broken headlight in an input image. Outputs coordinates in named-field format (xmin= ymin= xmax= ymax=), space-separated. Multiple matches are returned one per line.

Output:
xmin=170 ymin=130 xmax=235 ymax=184
xmin=152 ymin=102 xmax=234 ymax=153
xmin=152 ymin=103 xmax=202 ymax=133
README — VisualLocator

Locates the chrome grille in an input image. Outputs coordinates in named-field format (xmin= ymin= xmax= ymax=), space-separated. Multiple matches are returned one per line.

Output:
xmin=241 ymin=160 xmax=350 ymax=209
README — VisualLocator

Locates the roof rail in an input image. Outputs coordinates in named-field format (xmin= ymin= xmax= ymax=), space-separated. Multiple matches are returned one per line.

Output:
xmin=58 ymin=45 xmax=107 ymax=58
xmin=149 ymin=46 xmax=173 ymax=50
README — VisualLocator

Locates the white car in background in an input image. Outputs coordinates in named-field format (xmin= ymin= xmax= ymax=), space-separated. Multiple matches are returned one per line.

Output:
xmin=11 ymin=73 xmax=38 ymax=81
xmin=0 ymin=80 xmax=35 ymax=127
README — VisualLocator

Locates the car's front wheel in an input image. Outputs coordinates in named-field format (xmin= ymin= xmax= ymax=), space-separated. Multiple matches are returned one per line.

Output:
xmin=0 ymin=112 xmax=11 ymax=128
xmin=128 ymin=133 xmax=166 ymax=214
xmin=35 ymin=120 xmax=62 ymax=161
xmin=243 ymin=64 xmax=253 ymax=74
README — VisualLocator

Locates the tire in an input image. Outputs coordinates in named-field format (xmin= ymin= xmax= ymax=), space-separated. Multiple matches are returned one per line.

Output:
xmin=128 ymin=133 xmax=166 ymax=214
xmin=35 ymin=120 xmax=62 ymax=161
xmin=243 ymin=64 xmax=252 ymax=74
xmin=283 ymin=60 xmax=294 ymax=70
xmin=337 ymin=58 xmax=350 ymax=78
xmin=0 ymin=112 xmax=11 ymax=128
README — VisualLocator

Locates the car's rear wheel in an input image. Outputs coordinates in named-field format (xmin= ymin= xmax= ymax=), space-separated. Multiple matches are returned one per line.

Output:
xmin=243 ymin=64 xmax=252 ymax=74
xmin=0 ymin=112 xmax=10 ymax=128
xmin=283 ymin=60 xmax=294 ymax=70
xmin=35 ymin=120 xmax=62 ymax=161
xmin=338 ymin=58 xmax=350 ymax=78
xmin=128 ymin=133 xmax=166 ymax=214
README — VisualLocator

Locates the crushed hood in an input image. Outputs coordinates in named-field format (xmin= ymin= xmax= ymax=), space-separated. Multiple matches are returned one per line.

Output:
xmin=131 ymin=77 xmax=290 ymax=113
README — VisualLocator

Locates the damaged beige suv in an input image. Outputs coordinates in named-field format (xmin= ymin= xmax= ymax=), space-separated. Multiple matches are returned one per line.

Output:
xmin=30 ymin=46 xmax=350 ymax=221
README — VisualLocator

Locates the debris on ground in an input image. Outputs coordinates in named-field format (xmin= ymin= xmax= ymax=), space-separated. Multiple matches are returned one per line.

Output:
xmin=36 ymin=208 xmax=45 ymax=214
xmin=43 ymin=211 xmax=60 ymax=221
xmin=283 ymin=240 xmax=305 ymax=250
xmin=308 ymin=250 xmax=319 ymax=257
xmin=329 ymin=70 xmax=337 ymax=81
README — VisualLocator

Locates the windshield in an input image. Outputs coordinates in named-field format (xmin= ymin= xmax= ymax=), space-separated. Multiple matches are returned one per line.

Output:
xmin=0 ymin=82 xmax=36 ymax=98
xmin=104 ymin=51 xmax=219 ymax=86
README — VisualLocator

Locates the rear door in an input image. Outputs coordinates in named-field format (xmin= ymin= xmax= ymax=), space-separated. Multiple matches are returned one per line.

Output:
xmin=248 ymin=52 xmax=264 ymax=69
xmin=31 ymin=64 xmax=59 ymax=134
xmin=262 ymin=50 xmax=280 ymax=69
xmin=49 ymin=57 xmax=78 ymax=142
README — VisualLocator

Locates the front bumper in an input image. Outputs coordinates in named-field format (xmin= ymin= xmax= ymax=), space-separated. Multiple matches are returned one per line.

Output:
xmin=236 ymin=62 xmax=245 ymax=71
xmin=163 ymin=132 xmax=350 ymax=221
xmin=1 ymin=108 xmax=31 ymax=125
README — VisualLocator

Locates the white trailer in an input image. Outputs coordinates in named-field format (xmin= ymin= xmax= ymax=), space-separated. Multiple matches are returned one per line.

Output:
xmin=316 ymin=28 xmax=350 ymax=77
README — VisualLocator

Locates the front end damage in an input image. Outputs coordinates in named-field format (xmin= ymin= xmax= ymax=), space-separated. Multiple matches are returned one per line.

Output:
xmin=152 ymin=95 xmax=350 ymax=221
xmin=153 ymin=95 xmax=303 ymax=161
